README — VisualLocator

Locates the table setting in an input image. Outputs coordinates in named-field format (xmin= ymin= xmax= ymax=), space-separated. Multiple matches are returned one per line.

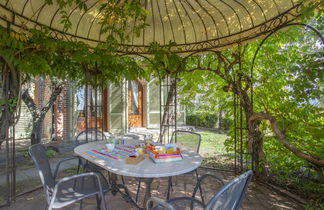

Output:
xmin=74 ymin=135 xmax=202 ymax=209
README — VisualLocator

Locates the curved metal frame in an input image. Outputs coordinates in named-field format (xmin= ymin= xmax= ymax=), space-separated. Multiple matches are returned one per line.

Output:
xmin=250 ymin=23 xmax=324 ymax=108
xmin=0 ymin=2 xmax=301 ymax=55
xmin=232 ymin=23 xmax=324 ymax=173
xmin=1 ymin=1 xmax=322 ymax=206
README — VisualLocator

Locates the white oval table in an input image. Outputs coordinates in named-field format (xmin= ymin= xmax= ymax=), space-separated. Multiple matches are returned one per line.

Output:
xmin=74 ymin=141 xmax=202 ymax=208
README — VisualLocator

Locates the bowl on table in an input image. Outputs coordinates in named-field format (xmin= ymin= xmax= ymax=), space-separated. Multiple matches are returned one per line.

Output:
xmin=106 ymin=143 xmax=115 ymax=152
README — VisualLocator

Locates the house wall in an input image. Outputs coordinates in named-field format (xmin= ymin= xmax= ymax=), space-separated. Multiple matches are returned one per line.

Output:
xmin=108 ymin=81 xmax=127 ymax=134
xmin=15 ymin=77 xmax=55 ymax=141
xmin=53 ymin=83 xmax=71 ymax=140
xmin=14 ymin=78 xmax=186 ymax=140
xmin=15 ymin=87 xmax=33 ymax=139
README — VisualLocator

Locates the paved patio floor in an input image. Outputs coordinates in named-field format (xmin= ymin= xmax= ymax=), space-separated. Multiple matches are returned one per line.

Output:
xmin=2 ymin=168 xmax=305 ymax=210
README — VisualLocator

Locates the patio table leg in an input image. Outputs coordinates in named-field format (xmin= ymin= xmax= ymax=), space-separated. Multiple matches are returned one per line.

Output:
xmin=143 ymin=178 xmax=153 ymax=209
xmin=110 ymin=173 xmax=144 ymax=209
xmin=110 ymin=173 xmax=119 ymax=196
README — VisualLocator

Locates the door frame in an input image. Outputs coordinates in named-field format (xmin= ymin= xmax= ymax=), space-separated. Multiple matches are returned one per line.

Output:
xmin=127 ymin=80 xmax=145 ymax=128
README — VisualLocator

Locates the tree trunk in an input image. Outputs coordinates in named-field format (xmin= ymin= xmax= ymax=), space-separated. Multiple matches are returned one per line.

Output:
xmin=0 ymin=62 xmax=20 ymax=149
xmin=159 ymin=78 xmax=177 ymax=143
xmin=22 ymin=81 xmax=64 ymax=145
xmin=30 ymin=120 xmax=43 ymax=145
xmin=247 ymin=116 xmax=268 ymax=176
xmin=232 ymin=80 xmax=267 ymax=176
xmin=250 ymin=113 xmax=324 ymax=167
xmin=0 ymin=106 xmax=13 ymax=149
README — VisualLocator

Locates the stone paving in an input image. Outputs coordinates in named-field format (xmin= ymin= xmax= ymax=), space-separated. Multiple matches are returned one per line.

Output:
xmin=2 ymin=168 xmax=305 ymax=210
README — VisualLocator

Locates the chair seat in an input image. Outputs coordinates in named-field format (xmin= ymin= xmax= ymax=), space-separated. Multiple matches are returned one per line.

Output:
xmin=150 ymin=197 xmax=204 ymax=210
xmin=52 ymin=174 xmax=110 ymax=209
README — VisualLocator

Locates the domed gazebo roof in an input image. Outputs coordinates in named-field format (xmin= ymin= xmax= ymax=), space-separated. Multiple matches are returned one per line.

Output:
xmin=0 ymin=0 xmax=300 ymax=54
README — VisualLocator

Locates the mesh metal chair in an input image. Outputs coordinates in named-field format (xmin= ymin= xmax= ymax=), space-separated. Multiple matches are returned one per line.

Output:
xmin=167 ymin=130 xmax=202 ymax=199
xmin=170 ymin=130 xmax=201 ymax=153
xmin=29 ymin=144 xmax=110 ymax=210
xmin=75 ymin=128 xmax=108 ymax=145
xmin=76 ymin=129 xmax=125 ymax=186
xmin=147 ymin=170 xmax=253 ymax=210
xmin=75 ymin=129 xmax=108 ymax=174
xmin=192 ymin=174 xmax=225 ymax=206
xmin=152 ymin=173 xmax=224 ymax=210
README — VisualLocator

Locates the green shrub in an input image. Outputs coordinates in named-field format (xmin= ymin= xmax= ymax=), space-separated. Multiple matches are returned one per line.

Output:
xmin=22 ymin=150 xmax=30 ymax=158
xmin=220 ymin=117 xmax=232 ymax=130
xmin=186 ymin=113 xmax=233 ymax=130
xmin=187 ymin=114 xmax=217 ymax=128
xmin=45 ymin=149 xmax=57 ymax=158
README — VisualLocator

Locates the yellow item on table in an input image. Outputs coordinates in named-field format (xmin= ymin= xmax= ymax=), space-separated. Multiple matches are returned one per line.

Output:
xmin=158 ymin=146 xmax=166 ymax=154
xmin=166 ymin=149 xmax=175 ymax=154
xmin=135 ymin=148 xmax=144 ymax=155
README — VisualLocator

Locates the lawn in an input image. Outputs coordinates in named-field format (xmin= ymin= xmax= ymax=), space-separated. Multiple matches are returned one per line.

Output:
xmin=196 ymin=129 xmax=229 ymax=156
xmin=175 ymin=129 xmax=234 ymax=169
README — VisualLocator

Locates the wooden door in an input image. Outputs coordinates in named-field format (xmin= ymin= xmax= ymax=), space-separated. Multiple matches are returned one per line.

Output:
xmin=128 ymin=80 xmax=143 ymax=128
xmin=75 ymin=87 xmax=107 ymax=132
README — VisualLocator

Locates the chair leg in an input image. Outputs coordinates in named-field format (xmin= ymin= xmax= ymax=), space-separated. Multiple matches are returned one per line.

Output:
xmin=80 ymin=199 xmax=83 ymax=210
xmin=96 ymin=194 xmax=101 ymax=210
xmin=121 ymin=175 xmax=126 ymax=185
xmin=107 ymin=171 xmax=111 ymax=184
xmin=195 ymin=170 xmax=204 ymax=205
xmin=120 ymin=183 xmax=131 ymax=196
xmin=77 ymin=159 xmax=81 ymax=174
xmin=167 ymin=177 xmax=173 ymax=200
xmin=135 ymin=180 xmax=141 ymax=202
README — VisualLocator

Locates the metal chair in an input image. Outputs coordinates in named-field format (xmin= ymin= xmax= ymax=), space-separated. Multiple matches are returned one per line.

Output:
xmin=167 ymin=130 xmax=202 ymax=199
xmin=29 ymin=144 xmax=110 ymax=210
xmin=77 ymin=129 xmax=125 ymax=185
xmin=151 ymin=173 xmax=224 ymax=210
xmin=75 ymin=129 xmax=108 ymax=175
xmin=192 ymin=174 xmax=225 ymax=206
xmin=170 ymin=130 xmax=202 ymax=153
xmin=147 ymin=170 xmax=253 ymax=210
xmin=76 ymin=129 xmax=126 ymax=186
xmin=75 ymin=128 xmax=108 ymax=145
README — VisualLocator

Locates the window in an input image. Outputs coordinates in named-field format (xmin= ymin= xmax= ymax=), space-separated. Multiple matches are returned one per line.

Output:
xmin=130 ymin=81 xmax=139 ymax=115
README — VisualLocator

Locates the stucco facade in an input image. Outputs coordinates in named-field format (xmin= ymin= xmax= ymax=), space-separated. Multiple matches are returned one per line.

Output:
xmin=15 ymin=78 xmax=185 ymax=141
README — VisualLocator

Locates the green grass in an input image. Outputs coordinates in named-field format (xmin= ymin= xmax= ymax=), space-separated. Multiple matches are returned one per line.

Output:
xmin=197 ymin=130 xmax=229 ymax=156
xmin=174 ymin=129 xmax=234 ymax=169
xmin=174 ymin=129 xmax=228 ymax=156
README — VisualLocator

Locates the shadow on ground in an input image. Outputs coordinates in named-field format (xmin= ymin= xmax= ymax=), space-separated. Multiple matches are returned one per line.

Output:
xmin=1 ymin=168 xmax=305 ymax=210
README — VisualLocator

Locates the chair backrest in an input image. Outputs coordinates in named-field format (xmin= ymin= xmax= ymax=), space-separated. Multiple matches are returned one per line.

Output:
xmin=170 ymin=130 xmax=201 ymax=153
xmin=75 ymin=128 xmax=107 ymax=145
xmin=192 ymin=174 xmax=225 ymax=206
xmin=205 ymin=170 xmax=253 ymax=210
xmin=29 ymin=144 xmax=55 ymax=204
